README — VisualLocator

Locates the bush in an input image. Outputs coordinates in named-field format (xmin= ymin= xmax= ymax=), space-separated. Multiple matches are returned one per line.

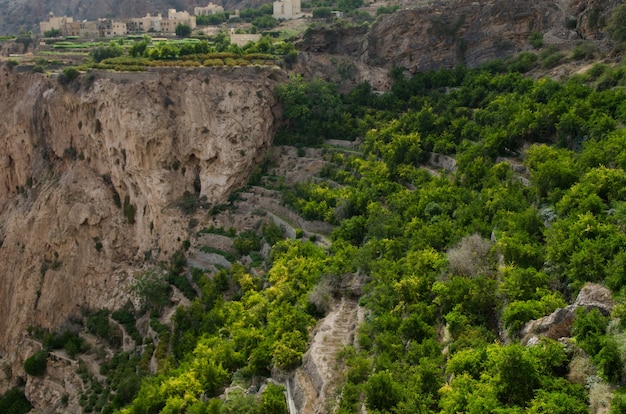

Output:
xmin=530 ymin=31 xmax=543 ymax=49
xmin=59 ymin=67 xmax=79 ymax=85
xmin=123 ymin=195 xmax=136 ymax=224
xmin=234 ymin=231 xmax=261 ymax=255
xmin=86 ymin=309 xmax=113 ymax=339
xmin=608 ymin=4 xmax=626 ymax=42
xmin=91 ymin=43 xmax=123 ymax=63
xmin=312 ymin=7 xmax=332 ymax=18
xmin=540 ymin=47 xmax=565 ymax=69
xmin=0 ymin=388 xmax=32 ymax=414
xmin=24 ymin=350 xmax=48 ymax=376
xmin=261 ymin=383 xmax=287 ymax=413
xmin=131 ymin=269 xmax=171 ymax=314
xmin=175 ymin=23 xmax=192 ymax=37
xmin=376 ymin=5 xmax=400 ymax=15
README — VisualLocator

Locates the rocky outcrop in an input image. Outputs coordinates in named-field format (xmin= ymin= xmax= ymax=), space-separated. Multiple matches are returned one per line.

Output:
xmin=520 ymin=283 xmax=614 ymax=345
xmin=0 ymin=65 xmax=282 ymax=408
xmin=298 ymin=0 xmax=623 ymax=83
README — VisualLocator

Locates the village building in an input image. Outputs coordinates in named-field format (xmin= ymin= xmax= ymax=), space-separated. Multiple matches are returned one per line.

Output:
xmin=195 ymin=3 xmax=225 ymax=15
xmin=273 ymin=0 xmax=302 ymax=19
xmin=161 ymin=9 xmax=197 ymax=33
xmin=39 ymin=12 xmax=73 ymax=35
xmin=98 ymin=19 xmax=128 ymax=37
xmin=229 ymin=27 xmax=261 ymax=46
xmin=65 ymin=21 xmax=99 ymax=37
xmin=39 ymin=8 xmax=196 ymax=37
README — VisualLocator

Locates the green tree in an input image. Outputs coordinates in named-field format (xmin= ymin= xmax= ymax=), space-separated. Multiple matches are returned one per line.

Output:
xmin=24 ymin=350 xmax=48 ymax=376
xmin=365 ymin=370 xmax=403 ymax=411
xmin=312 ymin=7 xmax=332 ymax=18
xmin=43 ymin=28 xmax=61 ymax=37
xmin=131 ymin=269 xmax=171 ymax=314
xmin=129 ymin=38 xmax=149 ymax=57
xmin=607 ymin=4 xmax=626 ymax=42
xmin=489 ymin=344 xmax=540 ymax=407
xmin=91 ymin=42 xmax=123 ymax=63
xmin=260 ymin=383 xmax=287 ymax=414
xmin=175 ymin=23 xmax=192 ymax=37
xmin=0 ymin=388 xmax=32 ymax=414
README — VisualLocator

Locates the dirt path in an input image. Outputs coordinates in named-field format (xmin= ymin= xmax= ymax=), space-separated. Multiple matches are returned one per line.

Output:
xmin=293 ymin=297 xmax=365 ymax=413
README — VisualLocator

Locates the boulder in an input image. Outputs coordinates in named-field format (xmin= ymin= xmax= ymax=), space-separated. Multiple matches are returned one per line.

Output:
xmin=520 ymin=283 xmax=613 ymax=345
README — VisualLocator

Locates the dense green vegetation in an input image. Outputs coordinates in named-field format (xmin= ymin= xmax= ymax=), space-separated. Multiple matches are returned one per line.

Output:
xmin=80 ymin=34 xmax=295 ymax=70
xmin=0 ymin=388 xmax=32 ymax=414
xmin=89 ymin=58 xmax=626 ymax=412
xmin=271 ymin=60 xmax=626 ymax=412
xmin=84 ymin=57 xmax=626 ymax=412
xmin=17 ymin=36 xmax=626 ymax=410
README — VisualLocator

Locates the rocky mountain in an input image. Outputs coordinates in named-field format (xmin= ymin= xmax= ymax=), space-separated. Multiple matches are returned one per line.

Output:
xmin=296 ymin=0 xmax=622 ymax=83
xmin=0 ymin=66 xmax=282 ymax=402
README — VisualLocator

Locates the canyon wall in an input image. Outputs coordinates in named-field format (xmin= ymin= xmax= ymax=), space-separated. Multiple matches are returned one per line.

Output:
xmin=296 ymin=0 xmax=623 ymax=85
xmin=0 ymin=66 xmax=282 ymax=395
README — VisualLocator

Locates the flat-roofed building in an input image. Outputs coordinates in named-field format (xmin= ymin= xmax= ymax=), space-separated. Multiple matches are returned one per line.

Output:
xmin=273 ymin=0 xmax=301 ymax=20
xmin=195 ymin=3 xmax=225 ymax=15
xmin=39 ymin=12 xmax=74 ymax=35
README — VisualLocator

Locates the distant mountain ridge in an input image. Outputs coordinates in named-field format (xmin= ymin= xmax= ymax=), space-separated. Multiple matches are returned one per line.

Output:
xmin=0 ymin=0 xmax=270 ymax=35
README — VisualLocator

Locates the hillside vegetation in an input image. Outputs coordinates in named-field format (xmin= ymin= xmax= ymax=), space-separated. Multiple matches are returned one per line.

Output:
xmin=41 ymin=55 xmax=626 ymax=412
xmin=7 ymin=6 xmax=626 ymax=411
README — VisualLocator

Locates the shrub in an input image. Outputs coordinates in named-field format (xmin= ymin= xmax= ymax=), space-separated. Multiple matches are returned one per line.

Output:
xmin=313 ymin=7 xmax=332 ymax=18
xmin=446 ymin=233 xmax=493 ymax=277
xmin=86 ymin=309 xmax=113 ymax=339
xmin=0 ymin=388 xmax=32 ymax=414
xmin=24 ymin=350 xmax=48 ymax=376
xmin=608 ymin=4 xmax=626 ymax=42
xmin=261 ymin=383 xmax=287 ymax=413
xmin=91 ymin=43 xmax=123 ymax=63
xmin=175 ymin=23 xmax=192 ymax=37
xmin=540 ymin=47 xmax=565 ymax=69
xmin=376 ymin=5 xmax=400 ymax=15
xmin=234 ymin=231 xmax=261 ymax=255
xmin=571 ymin=41 xmax=595 ymax=60
xmin=530 ymin=31 xmax=543 ymax=49
xmin=131 ymin=269 xmax=171 ymax=314
xmin=123 ymin=195 xmax=136 ymax=224
xmin=61 ymin=66 xmax=79 ymax=83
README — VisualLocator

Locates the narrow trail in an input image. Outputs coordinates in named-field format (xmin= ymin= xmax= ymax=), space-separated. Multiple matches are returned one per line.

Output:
xmin=293 ymin=297 xmax=364 ymax=413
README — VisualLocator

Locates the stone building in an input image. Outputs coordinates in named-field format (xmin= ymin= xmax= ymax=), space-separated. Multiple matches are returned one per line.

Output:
xmin=273 ymin=0 xmax=301 ymax=19
xmin=229 ymin=27 xmax=261 ymax=46
xmin=98 ymin=19 xmax=128 ymax=37
xmin=38 ymin=8 xmax=196 ymax=36
xmin=161 ymin=9 xmax=197 ymax=33
xmin=195 ymin=3 xmax=225 ymax=15
xmin=65 ymin=21 xmax=99 ymax=37
xmin=39 ymin=12 xmax=73 ymax=35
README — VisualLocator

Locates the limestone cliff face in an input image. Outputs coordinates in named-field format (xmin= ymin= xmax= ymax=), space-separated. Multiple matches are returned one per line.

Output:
xmin=0 ymin=66 xmax=282 ymax=393
xmin=298 ymin=0 xmax=621 ymax=80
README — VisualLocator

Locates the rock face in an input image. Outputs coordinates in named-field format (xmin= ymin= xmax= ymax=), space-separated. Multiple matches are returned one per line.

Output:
xmin=520 ymin=283 xmax=614 ymax=345
xmin=0 ymin=65 xmax=282 ymax=405
xmin=297 ymin=0 xmax=622 ymax=85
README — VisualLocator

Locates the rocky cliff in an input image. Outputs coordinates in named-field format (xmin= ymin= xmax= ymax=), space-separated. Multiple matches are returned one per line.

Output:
xmin=0 ymin=65 xmax=282 ymax=400
xmin=296 ymin=0 xmax=622 ymax=83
